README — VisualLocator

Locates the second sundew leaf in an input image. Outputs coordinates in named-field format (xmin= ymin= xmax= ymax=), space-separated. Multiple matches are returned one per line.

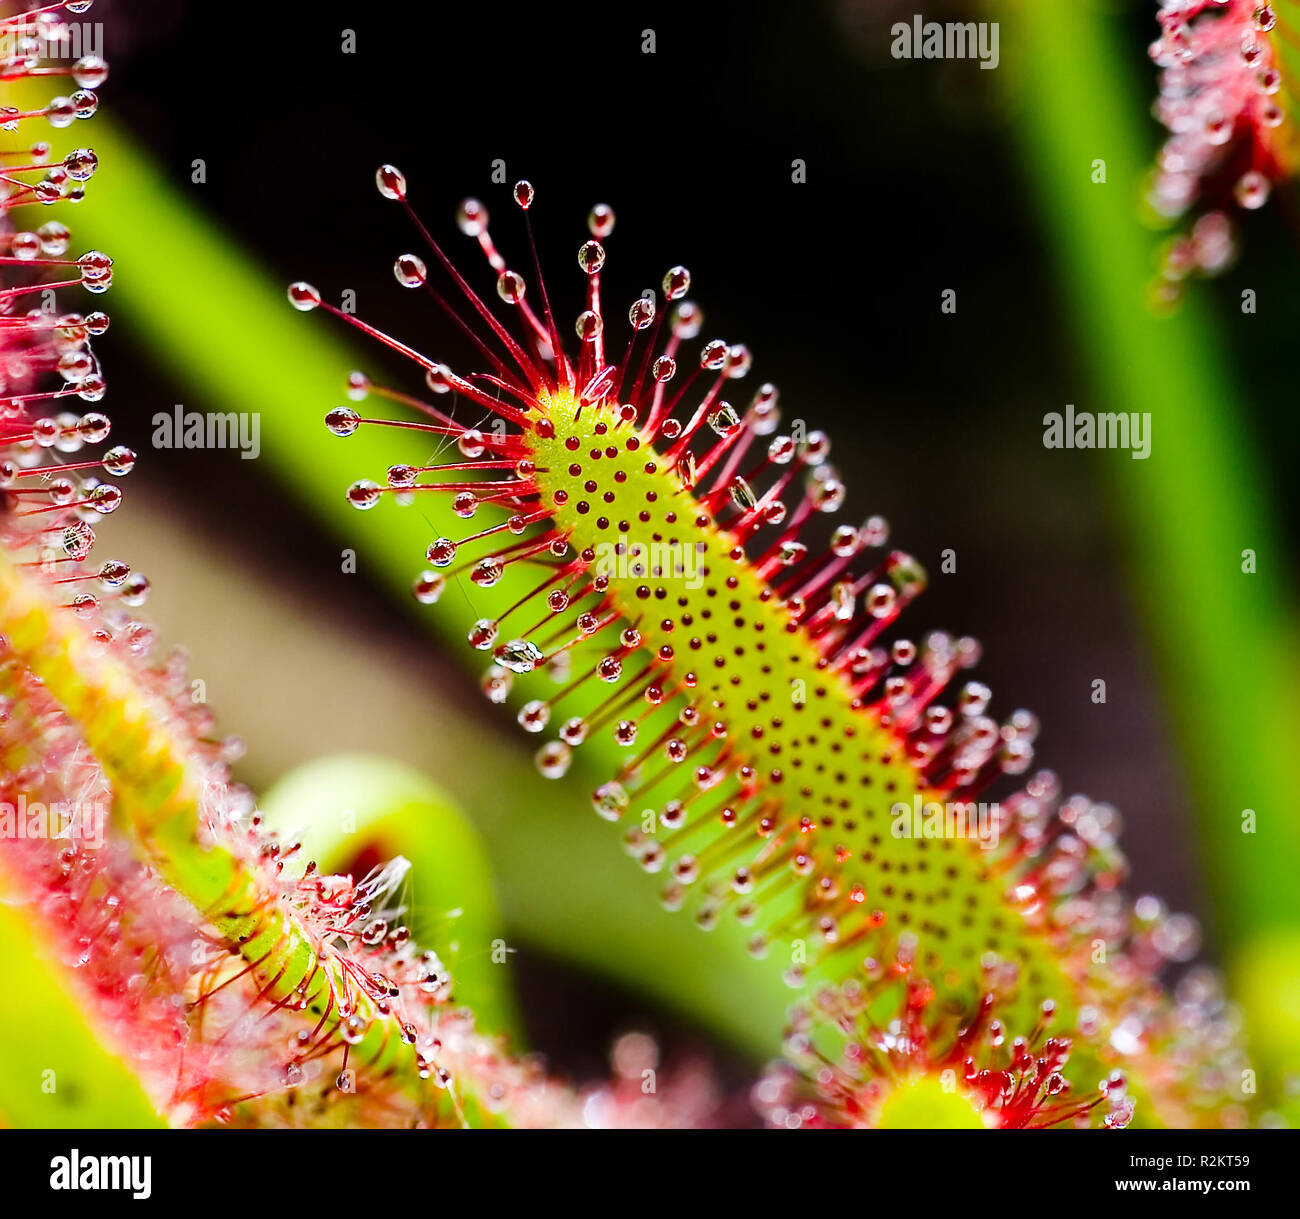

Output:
xmin=295 ymin=170 xmax=1247 ymax=1127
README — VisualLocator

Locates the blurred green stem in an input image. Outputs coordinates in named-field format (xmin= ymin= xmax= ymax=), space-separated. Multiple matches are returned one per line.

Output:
xmin=994 ymin=0 xmax=1300 ymax=1100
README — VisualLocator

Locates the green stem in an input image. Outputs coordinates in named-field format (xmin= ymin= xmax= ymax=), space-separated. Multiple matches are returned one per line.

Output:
xmin=994 ymin=0 xmax=1300 ymax=1100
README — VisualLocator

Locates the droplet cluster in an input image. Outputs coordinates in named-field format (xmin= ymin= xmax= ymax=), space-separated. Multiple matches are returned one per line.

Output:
xmin=1149 ymin=1 xmax=1288 ymax=297
xmin=1 ymin=2 xmax=131 ymax=618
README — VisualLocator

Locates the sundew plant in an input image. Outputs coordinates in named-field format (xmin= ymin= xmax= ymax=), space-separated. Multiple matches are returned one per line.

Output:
xmin=1 ymin=0 xmax=1299 ymax=1142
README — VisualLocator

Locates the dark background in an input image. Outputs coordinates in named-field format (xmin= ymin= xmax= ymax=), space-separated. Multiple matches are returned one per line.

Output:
xmin=81 ymin=0 xmax=1298 ymax=1079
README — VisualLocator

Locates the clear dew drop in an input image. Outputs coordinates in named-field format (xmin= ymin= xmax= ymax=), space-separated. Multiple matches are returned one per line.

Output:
xmin=802 ymin=430 xmax=831 ymax=461
xmin=700 ymin=339 xmax=729 ymax=370
xmin=662 ymin=265 xmax=690 ymax=300
xmin=494 ymin=639 xmax=544 ymax=674
xmin=426 ymin=537 xmax=457 ymax=567
xmin=376 ymin=164 xmax=407 ymax=200
xmin=346 ymin=479 xmax=382 ymax=510
xmin=54 ymin=413 xmax=83 ymax=457
xmin=79 ymin=250 xmax=112 ymax=279
xmin=467 ymin=618 xmax=498 ymax=650
xmin=888 ymin=550 xmax=927 ymax=596
xmin=628 ymin=293 xmax=656 ymax=330
xmin=728 ymin=477 xmax=756 ymax=510
xmin=393 ymin=253 xmax=427 ymax=287
xmin=288 ymin=281 xmax=321 ymax=311
xmin=471 ymin=557 xmax=504 ymax=587
xmin=101 ymin=445 xmax=135 ymax=475
xmin=78 ymin=413 xmax=110 ymax=441
xmin=768 ymin=435 xmax=796 ymax=465
xmin=497 ymin=270 xmax=526 ymax=304
xmin=98 ymin=558 xmax=129 ymax=586
xmin=708 ymin=403 xmax=740 ymax=437
xmin=597 ymin=655 xmax=623 ymax=682
xmin=831 ymin=580 xmax=856 ymax=621
xmin=578 ymin=240 xmax=606 ymax=274
xmin=57 ymin=350 xmax=91 ymax=382
xmin=326 ymin=406 xmax=361 ymax=436
xmin=63 ymin=147 xmax=97 ymax=180
xmin=861 ymin=514 xmax=889 ymax=547
xmin=1204 ymin=112 xmax=1232 ymax=146
xmin=89 ymin=483 xmax=121 ymax=513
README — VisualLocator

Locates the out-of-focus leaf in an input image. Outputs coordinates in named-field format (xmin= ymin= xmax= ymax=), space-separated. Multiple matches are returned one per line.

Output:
xmin=260 ymin=753 xmax=521 ymax=1041
xmin=993 ymin=0 xmax=1300 ymax=1105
